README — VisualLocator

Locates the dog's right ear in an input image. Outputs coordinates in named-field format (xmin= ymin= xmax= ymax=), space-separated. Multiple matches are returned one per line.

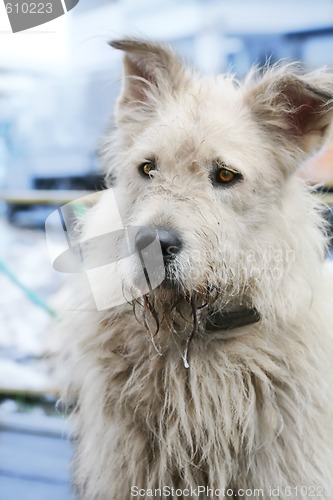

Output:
xmin=244 ymin=64 xmax=333 ymax=171
xmin=109 ymin=39 xmax=188 ymax=123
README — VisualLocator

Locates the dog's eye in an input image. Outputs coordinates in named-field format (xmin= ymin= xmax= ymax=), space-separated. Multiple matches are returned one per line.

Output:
xmin=218 ymin=168 xmax=235 ymax=183
xmin=139 ymin=162 xmax=156 ymax=177
xmin=215 ymin=166 xmax=241 ymax=186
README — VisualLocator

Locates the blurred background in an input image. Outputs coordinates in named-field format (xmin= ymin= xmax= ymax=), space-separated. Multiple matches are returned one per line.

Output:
xmin=1 ymin=1 xmax=333 ymax=499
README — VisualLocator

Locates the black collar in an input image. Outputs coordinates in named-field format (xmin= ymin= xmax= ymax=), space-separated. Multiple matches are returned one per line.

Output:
xmin=205 ymin=307 xmax=260 ymax=332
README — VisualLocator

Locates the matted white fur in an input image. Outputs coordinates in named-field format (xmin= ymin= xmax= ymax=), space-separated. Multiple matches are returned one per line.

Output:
xmin=59 ymin=39 xmax=333 ymax=499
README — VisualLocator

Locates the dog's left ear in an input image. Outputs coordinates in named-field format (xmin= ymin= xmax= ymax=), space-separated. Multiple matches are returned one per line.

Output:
xmin=109 ymin=38 xmax=188 ymax=123
xmin=245 ymin=66 xmax=333 ymax=169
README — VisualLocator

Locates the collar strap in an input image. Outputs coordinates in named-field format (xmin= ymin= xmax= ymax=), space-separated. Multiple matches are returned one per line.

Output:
xmin=205 ymin=307 xmax=260 ymax=332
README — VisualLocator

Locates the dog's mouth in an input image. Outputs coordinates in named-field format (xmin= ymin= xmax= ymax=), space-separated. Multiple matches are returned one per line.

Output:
xmin=131 ymin=280 xmax=260 ymax=368
xmin=131 ymin=286 xmax=207 ymax=367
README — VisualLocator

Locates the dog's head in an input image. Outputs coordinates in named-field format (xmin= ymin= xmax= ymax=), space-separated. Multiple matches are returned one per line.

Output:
xmin=99 ymin=39 xmax=333 ymax=343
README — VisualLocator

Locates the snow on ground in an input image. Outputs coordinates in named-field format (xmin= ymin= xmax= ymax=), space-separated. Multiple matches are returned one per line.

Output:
xmin=0 ymin=216 xmax=66 ymax=393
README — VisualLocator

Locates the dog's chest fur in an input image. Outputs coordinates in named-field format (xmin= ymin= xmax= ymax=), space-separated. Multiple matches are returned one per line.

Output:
xmin=87 ymin=309 xmax=329 ymax=493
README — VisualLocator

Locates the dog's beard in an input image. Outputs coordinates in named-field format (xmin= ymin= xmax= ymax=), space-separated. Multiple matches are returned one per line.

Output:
xmin=130 ymin=282 xmax=215 ymax=367
xmin=128 ymin=260 xmax=256 ymax=363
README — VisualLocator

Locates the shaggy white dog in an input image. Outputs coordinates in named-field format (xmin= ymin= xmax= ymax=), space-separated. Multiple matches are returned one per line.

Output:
xmin=60 ymin=40 xmax=333 ymax=499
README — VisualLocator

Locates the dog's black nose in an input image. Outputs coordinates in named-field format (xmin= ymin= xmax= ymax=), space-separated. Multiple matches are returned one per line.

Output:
xmin=157 ymin=229 xmax=182 ymax=259
xmin=135 ymin=227 xmax=182 ymax=260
